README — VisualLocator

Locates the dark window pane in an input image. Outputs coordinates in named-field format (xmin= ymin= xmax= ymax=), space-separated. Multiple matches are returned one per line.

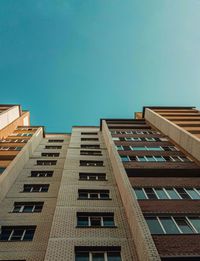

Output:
xmin=103 ymin=217 xmax=114 ymax=227
xmin=23 ymin=229 xmax=35 ymax=240
xmin=90 ymin=217 xmax=101 ymax=227
xmin=10 ymin=229 xmax=24 ymax=240
xmin=90 ymin=193 xmax=99 ymax=199
xmin=77 ymin=217 xmax=88 ymax=227
xmin=107 ymin=252 xmax=122 ymax=261
xmin=0 ymin=229 xmax=12 ymax=240
xmin=75 ymin=252 xmax=89 ymax=261
xmin=176 ymin=188 xmax=191 ymax=199
xmin=92 ymin=253 xmax=104 ymax=261
xmin=100 ymin=193 xmax=109 ymax=199
xmin=174 ymin=218 xmax=194 ymax=234
xmin=144 ymin=188 xmax=157 ymax=199
xmin=13 ymin=205 xmax=21 ymax=213
xmin=23 ymin=206 xmax=33 ymax=213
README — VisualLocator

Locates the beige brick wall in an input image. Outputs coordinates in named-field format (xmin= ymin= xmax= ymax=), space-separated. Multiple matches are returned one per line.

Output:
xmin=0 ymin=134 xmax=69 ymax=261
xmin=44 ymin=128 xmax=137 ymax=261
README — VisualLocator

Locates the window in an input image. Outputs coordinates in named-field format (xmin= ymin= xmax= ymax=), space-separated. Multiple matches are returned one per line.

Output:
xmin=136 ymin=156 xmax=166 ymax=162
xmin=48 ymin=139 xmax=64 ymax=143
xmin=131 ymin=146 xmax=146 ymax=151
xmin=125 ymin=131 xmax=134 ymax=134
xmin=125 ymin=137 xmax=141 ymax=141
xmin=31 ymin=171 xmax=53 ymax=177
xmin=145 ymin=137 xmax=156 ymax=141
xmin=133 ymin=187 xmax=200 ymax=200
xmin=80 ymin=150 xmax=102 ymax=156
xmin=36 ymin=160 xmax=57 ymax=166
xmin=81 ymin=132 xmax=98 ymax=135
xmin=12 ymin=202 xmax=43 ymax=213
xmin=80 ymin=160 xmax=104 ymax=167
xmin=79 ymin=173 xmax=106 ymax=181
xmin=120 ymin=155 xmax=130 ymax=162
xmin=0 ymin=167 xmax=5 ymax=174
xmin=45 ymin=146 xmax=62 ymax=149
xmin=81 ymin=145 xmax=100 ymax=149
xmin=130 ymin=145 xmax=166 ymax=151
xmin=112 ymin=137 xmax=119 ymax=141
xmin=115 ymin=146 xmax=124 ymax=151
xmin=17 ymin=133 xmax=32 ymax=137
xmin=163 ymin=156 xmax=192 ymax=162
xmin=75 ymin=247 xmax=121 ymax=261
xmin=0 ymin=146 xmax=22 ymax=151
xmin=41 ymin=153 xmax=60 ymax=157
xmin=162 ymin=146 xmax=179 ymax=151
xmin=23 ymin=184 xmax=49 ymax=192
xmin=81 ymin=138 xmax=99 ymax=141
xmin=0 ymin=226 xmax=36 ymax=241
xmin=78 ymin=190 xmax=110 ymax=200
xmin=77 ymin=213 xmax=115 ymax=227
xmin=146 ymin=216 xmax=200 ymax=234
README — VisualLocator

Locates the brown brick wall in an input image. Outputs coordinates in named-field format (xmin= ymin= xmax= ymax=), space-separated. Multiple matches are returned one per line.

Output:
xmin=139 ymin=200 xmax=200 ymax=214
xmin=153 ymin=235 xmax=200 ymax=256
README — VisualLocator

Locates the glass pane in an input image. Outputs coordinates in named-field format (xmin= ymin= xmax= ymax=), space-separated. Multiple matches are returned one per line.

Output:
xmin=148 ymin=147 xmax=163 ymax=151
xmin=159 ymin=217 xmax=180 ymax=234
xmin=79 ymin=193 xmax=88 ymax=198
xmin=116 ymin=146 xmax=123 ymax=151
xmin=98 ymin=175 xmax=106 ymax=181
xmin=23 ymin=205 xmax=33 ymax=213
xmin=145 ymin=217 xmax=164 ymax=234
xmin=132 ymin=147 xmax=146 ymax=151
xmin=146 ymin=157 xmax=156 ymax=162
xmin=154 ymin=189 xmax=168 ymax=199
xmin=77 ymin=217 xmax=88 ymax=227
xmin=154 ymin=156 xmax=166 ymax=162
xmin=176 ymin=188 xmax=191 ymax=199
xmin=144 ymin=188 xmax=157 ymax=199
xmin=0 ymin=228 xmax=12 ymax=240
xmin=23 ymin=229 xmax=35 ymax=240
xmin=185 ymin=189 xmax=200 ymax=200
xmin=76 ymin=252 xmax=89 ymax=261
xmin=90 ymin=193 xmax=98 ymax=199
xmin=90 ymin=176 xmax=97 ymax=180
xmin=174 ymin=218 xmax=194 ymax=233
xmin=134 ymin=188 xmax=147 ymax=199
xmin=13 ymin=205 xmax=21 ymax=213
xmin=120 ymin=156 xmax=129 ymax=162
xmin=137 ymin=157 xmax=146 ymax=162
xmin=103 ymin=217 xmax=114 ymax=227
xmin=10 ymin=229 xmax=24 ymax=240
xmin=34 ymin=205 xmax=42 ymax=212
xmin=189 ymin=217 xmax=200 ymax=232
xmin=92 ymin=252 xmax=104 ymax=261
xmin=107 ymin=252 xmax=121 ymax=261
xmin=100 ymin=193 xmax=109 ymax=199
xmin=165 ymin=188 xmax=180 ymax=199
xmin=90 ymin=217 xmax=101 ymax=226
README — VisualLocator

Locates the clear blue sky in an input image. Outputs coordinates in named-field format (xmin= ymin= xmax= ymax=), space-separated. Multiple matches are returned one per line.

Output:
xmin=1 ymin=0 xmax=200 ymax=132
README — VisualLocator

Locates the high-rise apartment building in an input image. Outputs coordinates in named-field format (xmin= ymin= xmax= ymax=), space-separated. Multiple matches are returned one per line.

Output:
xmin=0 ymin=105 xmax=200 ymax=261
